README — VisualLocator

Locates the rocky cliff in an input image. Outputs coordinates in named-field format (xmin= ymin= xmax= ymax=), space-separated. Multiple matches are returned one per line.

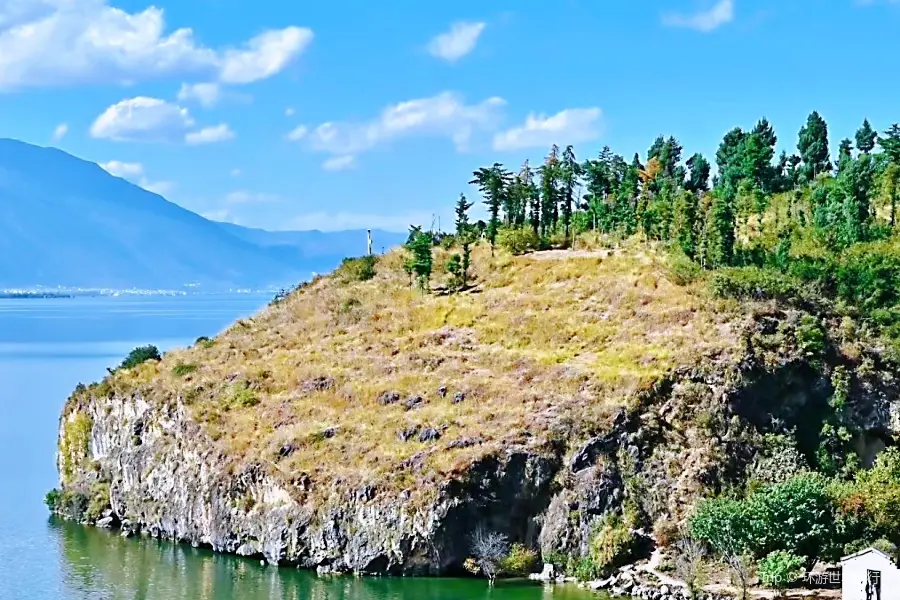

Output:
xmin=52 ymin=245 xmax=900 ymax=574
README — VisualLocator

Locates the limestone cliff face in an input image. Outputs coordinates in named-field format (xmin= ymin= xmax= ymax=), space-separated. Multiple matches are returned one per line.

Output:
xmin=52 ymin=253 xmax=900 ymax=575
xmin=57 ymin=390 xmax=564 ymax=573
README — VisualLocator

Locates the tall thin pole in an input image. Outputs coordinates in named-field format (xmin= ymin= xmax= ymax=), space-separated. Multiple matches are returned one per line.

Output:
xmin=366 ymin=229 xmax=372 ymax=256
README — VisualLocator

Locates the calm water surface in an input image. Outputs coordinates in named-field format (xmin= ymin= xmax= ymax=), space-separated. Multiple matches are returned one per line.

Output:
xmin=0 ymin=295 xmax=598 ymax=600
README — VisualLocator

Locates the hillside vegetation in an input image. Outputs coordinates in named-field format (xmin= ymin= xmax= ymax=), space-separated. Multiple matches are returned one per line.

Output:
xmin=78 ymin=241 xmax=742 ymax=498
xmin=54 ymin=110 xmax=900 ymax=589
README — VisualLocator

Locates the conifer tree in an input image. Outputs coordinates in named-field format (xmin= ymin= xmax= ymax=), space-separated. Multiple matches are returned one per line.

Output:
xmin=855 ymin=118 xmax=877 ymax=155
xmin=470 ymin=163 xmax=510 ymax=250
xmin=880 ymin=124 xmax=900 ymax=164
xmin=453 ymin=193 xmax=475 ymax=289
xmin=685 ymin=153 xmax=711 ymax=193
xmin=560 ymin=145 xmax=580 ymax=242
xmin=797 ymin=111 xmax=832 ymax=181
xmin=538 ymin=146 xmax=561 ymax=236
xmin=672 ymin=190 xmax=699 ymax=259
xmin=404 ymin=226 xmax=433 ymax=291
xmin=705 ymin=192 xmax=735 ymax=267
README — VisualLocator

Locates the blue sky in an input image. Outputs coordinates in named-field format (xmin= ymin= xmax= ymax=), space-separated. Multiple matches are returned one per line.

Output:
xmin=0 ymin=0 xmax=898 ymax=232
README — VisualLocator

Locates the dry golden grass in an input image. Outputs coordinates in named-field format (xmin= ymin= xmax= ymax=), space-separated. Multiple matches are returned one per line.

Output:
xmin=91 ymin=240 xmax=746 ymax=499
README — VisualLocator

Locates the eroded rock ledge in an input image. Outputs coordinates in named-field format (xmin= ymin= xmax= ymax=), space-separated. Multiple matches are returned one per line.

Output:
xmin=53 ymin=309 xmax=900 ymax=575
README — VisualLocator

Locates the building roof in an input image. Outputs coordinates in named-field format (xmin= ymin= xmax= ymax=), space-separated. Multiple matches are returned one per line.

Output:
xmin=840 ymin=547 xmax=895 ymax=564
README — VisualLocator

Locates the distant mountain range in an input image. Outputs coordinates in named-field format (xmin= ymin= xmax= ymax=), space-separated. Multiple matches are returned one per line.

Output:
xmin=0 ymin=138 xmax=407 ymax=290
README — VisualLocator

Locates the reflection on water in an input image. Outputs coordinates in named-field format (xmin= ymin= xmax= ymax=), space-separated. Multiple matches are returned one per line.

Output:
xmin=51 ymin=519 xmax=600 ymax=600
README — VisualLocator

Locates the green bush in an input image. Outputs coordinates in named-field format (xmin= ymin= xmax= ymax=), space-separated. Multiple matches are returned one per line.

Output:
xmin=836 ymin=447 xmax=900 ymax=545
xmin=588 ymin=510 xmax=639 ymax=575
xmin=497 ymin=227 xmax=542 ymax=255
xmin=692 ymin=473 xmax=837 ymax=560
xmin=572 ymin=556 xmax=603 ymax=581
xmin=835 ymin=241 xmax=900 ymax=311
xmin=45 ymin=488 xmax=61 ymax=511
xmin=691 ymin=497 xmax=752 ymax=555
xmin=708 ymin=267 xmax=811 ymax=305
xmin=85 ymin=482 xmax=110 ymax=522
xmin=336 ymin=255 xmax=378 ymax=282
xmin=172 ymin=363 xmax=198 ymax=377
xmin=231 ymin=384 xmax=259 ymax=408
xmin=666 ymin=252 xmax=702 ymax=286
xmin=118 ymin=345 xmax=161 ymax=370
xmin=795 ymin=314 xmax=825 ymax=358
xmin=500 ymin=543 xmax=538 ymax=576
xmin=194 ymin=336 xmax=215 ymax=348
xmin=757 ymin=550 xmax=805 ymax=594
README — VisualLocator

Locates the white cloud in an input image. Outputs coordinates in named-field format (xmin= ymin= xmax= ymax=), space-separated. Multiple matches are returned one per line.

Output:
xmin=322 ymin=155 xmax=355 ymax=171
xmin=202 ymin=208 xmax=234 ymax=223
xmin=427 ymin=21 xmax=486 ymax=62
xmin=286 ymin=124 xmax=308 ymax=141
xmin=224 ymin=190 xmax=280 ymax=204
xmin=99 ymin=160 xmax=144 ymax=178
xmin=98 ymin=159 xmax=173 ymax=195
xmin=661 ymin=0 xmax=734 ymax=32
xmin=177 ymin=82 xmax=221 ymax=106
xmin=285 ymin=107 xmax=295 ymax=116
xmin=51 ymin=122 xmax=68 ymax=141
xmin=308 ymin=91 xmax=506 ymax=157
xmin=0 ymin=1 xmax=312 ymax=89
xmin=287 ymin=210 xmax=439 ymax=232
xmin=230 ymin=168 xmax=241 ymax=177
xmin=90 ymin=96 xmax=194 ymax=142
xmin=219 ymin=27 xmax=313 ymax=84
xmin=492 ymin=107 xmax=603 ymax=151
xmin=185 ymin=123 xmax=234 ymax=145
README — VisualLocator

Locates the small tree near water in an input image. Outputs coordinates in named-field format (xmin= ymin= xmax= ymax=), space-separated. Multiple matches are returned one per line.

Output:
xmin=673 ymin=537 xmax=707 ymax=598
xmin=465 ymin=526 xmax=509 ymax=586
xmin=113 ymin=345 xmax=161 ymax=372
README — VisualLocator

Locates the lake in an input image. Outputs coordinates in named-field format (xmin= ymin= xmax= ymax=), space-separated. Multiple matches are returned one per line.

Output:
xmin=0 ymin=295 xmax=597 ymax=600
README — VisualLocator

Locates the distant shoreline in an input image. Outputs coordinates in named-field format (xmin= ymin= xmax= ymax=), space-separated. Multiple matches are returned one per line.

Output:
xmin=0 ymin=292 xmax=72 ymax=299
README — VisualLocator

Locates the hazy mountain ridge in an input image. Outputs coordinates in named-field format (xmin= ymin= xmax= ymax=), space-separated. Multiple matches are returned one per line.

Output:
xmin=0 ymin=139 xmax=405 ymax=290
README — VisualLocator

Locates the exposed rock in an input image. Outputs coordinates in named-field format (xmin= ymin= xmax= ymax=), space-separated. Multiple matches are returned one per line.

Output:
xmin=417 ymin=428 xmax=441 ymax=443
xmin=402 ymin=396 xmax=424 ymax=411
xmin=452 ymin=392 xmax=465 ymax=404
xmin=376 ymin=391 xmax=400 ymax=406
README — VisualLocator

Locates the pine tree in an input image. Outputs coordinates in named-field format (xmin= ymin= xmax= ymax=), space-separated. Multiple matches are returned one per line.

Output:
xmin=705 ymin=192 xmax=735 ymax=267
xmin=538 ymin=146 xmax=561 ymax=237
xmin=454 ymin=193 xmax=475 ymax=289
xmin=837 ymin=139 xmax=854 ymax=173
xmin=470 ymin=163 xmax=510 ymax=250
xmin=672 ymin=190 xmax=699 ymax=259
xmin=404 ymin=226 xmax=433 ymax=291
xmin=855 ymin=118 xmax=877 ymax=155
xmin=880 ymin=124 xmax=900 ymax=164
xmin=560 ymin=145 xmax=580 ymax=242
xmin=797 ymin=111 xmax=832 ymax=181
xmin=685 ymin=153 xmax=711 ymax=193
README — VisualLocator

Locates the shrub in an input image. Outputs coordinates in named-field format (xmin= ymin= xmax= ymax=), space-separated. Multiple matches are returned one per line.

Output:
xmin=691 ymin=473 xmax=837 ymax=560
xmin=497 ymin=227 xmax=542 ymax=255
xmin=230 ymin=383 xmax=259 ymax=408
xmin=118 ymin=345 xmax=161 ymax=370
xmin=85 ymin=482 xmax=110 ymax=522
xmin=836 ymin=447 xmax=900 ymax=544
xmin=588 ymin=510 xmax=639 ymax=575
xmin=336 ymin=255 xmax=378 ymax=282
xmin=172 ymin=363 xmax=198 ymax=377
xmin=757 ymin=550 xmax=805 ymax=595
xmin=691 ymin=497 xmax=752 ymax=555
xmin=501 ymin=543 xmax=538 ymax=576
xmin=572 ymin=556 xmax=603 ymax=581
xmin=45 ymin=488 xmax=61 ymax=511
xmin=708 ymin=267 xmax=810 ymax=305
xmin=194 ymin=336 xmax=215 ymax=348
xmin=666 ymin=252 xmax=702 ymax=286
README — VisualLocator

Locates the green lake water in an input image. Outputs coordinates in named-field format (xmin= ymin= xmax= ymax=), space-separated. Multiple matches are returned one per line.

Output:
xmin=0 ymin=296 xmax=601 ymax=600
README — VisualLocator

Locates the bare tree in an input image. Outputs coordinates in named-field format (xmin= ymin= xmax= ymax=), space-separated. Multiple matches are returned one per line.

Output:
xmin=468 ymin=526 xmax=509 ymax=586
xmin=674 ymin=538 xmax=707 ymax=598
xmin=725 ymin=551 xmax=754 ymax=600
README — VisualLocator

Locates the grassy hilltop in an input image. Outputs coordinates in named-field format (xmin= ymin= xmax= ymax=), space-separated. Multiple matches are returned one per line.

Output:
xmin=77 ymin=240 xmax=742 ymax=499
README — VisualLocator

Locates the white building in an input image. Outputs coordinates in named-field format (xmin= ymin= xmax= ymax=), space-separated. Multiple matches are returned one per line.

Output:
xmin=841 ymin=547 xmax=900 ymax=600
